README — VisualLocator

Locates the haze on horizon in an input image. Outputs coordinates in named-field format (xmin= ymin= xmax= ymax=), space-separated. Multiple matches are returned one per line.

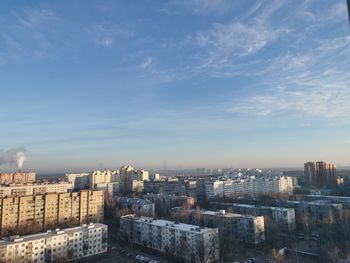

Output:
xmin=1 ymin=0 xmax=350 ymax=173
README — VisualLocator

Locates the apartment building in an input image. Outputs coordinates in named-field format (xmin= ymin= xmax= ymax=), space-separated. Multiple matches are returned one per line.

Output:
xmin=205 ymin=176 xmax=294 ymax=199
xmin=172 ymin=208 xmax=265 ymax=244
xmin=0 ymin=223 xmax=107 ymax=263
xmin=275 ymin=199 xmax=343 ymax=223
xmin=0 ymin=181 xmax=73 ymax=198
xmin=120 ymin=215 xmax=219 ymax=263
xmin=0 ymin=172 xmax=36 ymax=184
xmin=0 ymin=190 xmax=104 ymax=235
xmin=304 ymin=161 xmax=337 ymax=188
xmin=143 ymin=193 xmax=195 ymax=216
xmin=117 ymin=197 xmax=155 ymax=217
xmin=232 ymin=203 xmax=296 ymax=231
xmin=66 ymin=173 xmax=90 ymax=190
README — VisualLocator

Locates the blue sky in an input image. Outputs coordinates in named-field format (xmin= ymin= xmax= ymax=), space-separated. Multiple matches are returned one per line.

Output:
xmin=0 ymin=0 xmax=349 ymax=173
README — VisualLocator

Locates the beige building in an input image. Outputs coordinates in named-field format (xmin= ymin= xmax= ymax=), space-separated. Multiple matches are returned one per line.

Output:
xmin=0 ymin=172 xmax=36 ymax=184
xmin=0 ymin=190 xmax=103 ymax=235
xmin=0 ymin=223 xmax=107 ymax=263
xmin=0 ymin=182 xmax=73 ymax=198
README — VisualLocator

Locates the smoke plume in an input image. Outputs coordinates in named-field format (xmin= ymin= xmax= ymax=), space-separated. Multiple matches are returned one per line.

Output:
xmin=0 ymin=147 xmax=27 ymax=169
xmin=15 ymin=152 xmax=27 ymax=169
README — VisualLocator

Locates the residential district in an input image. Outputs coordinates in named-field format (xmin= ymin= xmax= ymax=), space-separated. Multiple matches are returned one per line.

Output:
xmin=0 ymin=161 xmax=348 ymax=262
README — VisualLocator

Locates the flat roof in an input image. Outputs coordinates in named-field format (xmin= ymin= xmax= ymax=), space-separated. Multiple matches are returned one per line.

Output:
xmin=136 ymin=217 xmax=215 ymax=233
xmin=0 ymin=223 xmax=107 ymax=246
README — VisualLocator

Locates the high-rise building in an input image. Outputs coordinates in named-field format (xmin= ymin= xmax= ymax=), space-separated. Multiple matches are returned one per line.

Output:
xmin=0 ymin=181 xmax=73 ymax=198
xmin=304 ymin=161 xmax=336 ymax=188
xmin=66 ymin=173 xmax=91 ymax=189
xmin=0 ymin=172 xmax=36 ymax=184
xmin=0 ymin=223 xmax=107 ymax=263
xmin=120 ymin=215 xmax=219 ymax=263
xmin=0 ymin=190 xmax=104 ymax=235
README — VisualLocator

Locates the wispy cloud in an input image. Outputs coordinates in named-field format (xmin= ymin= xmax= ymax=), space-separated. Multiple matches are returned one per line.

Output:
xmin=85 ymin=23 xmax=133 ymax=48
xmin=162 ymin=0 xmax=235 ymax=15
xmin=0 ymin=8 xmax=59 ymax=63
xmin=229 ymin=36 xmax=350 ymax=119
xmin=140 ymin=56 xmax=153 ymax=69
xmin=193 ymin=1 xmax=290 ymax=74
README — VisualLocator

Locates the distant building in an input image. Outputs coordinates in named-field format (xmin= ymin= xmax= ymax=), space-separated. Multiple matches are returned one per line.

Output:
xmin=0 ymin=223 xmax=107 ymax=262
xmin=143 ymin=193 xmax=195 ymax=217
xmin=0 ymin=190 xmax=104 ymax=235
xmin=117 ymin=197 xmax=155 ymax=217
xmin=172 ymin=208 xmax=265 ymax=244
xmin=205 ymin=176 xmax=294 ymax=199
xmin=0 ymin=181 xmax=73 ymax=198
xmin=144 ymin=179 xmax=197 ymax=196
xmin=95 ymin=182 xmax=120 ymax=196
xmin=0 ymin=172 xmax=36 ymax=184
xmin=66 ymin=173 xmax=90 ymax=189
xmin=276 ymin=199 xmax=342 ymax=223
xmin=304 ymin=161 xmax=336 ymax=188
xmin=231 ymin=203 xmax=296 ymax=231
xmin=90 ymin=166 xmax=148 ymax=194
xmin=120 ymin=215 xmax=219 ymax=263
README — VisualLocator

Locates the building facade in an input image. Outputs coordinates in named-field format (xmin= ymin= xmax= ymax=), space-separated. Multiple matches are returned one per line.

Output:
xmin=0 ymin=190 xmax=104 ymax=235
xmin=304 ymin=161 xmax=337 ymax=188
xmin=232 ymin=203 xmax=296 ymax=231
xmin=120 ymin=215 xmax=219 ymax=263
xmin=0 ymin=172 xmax=36 ymax=185
xmin=117 ymin=197 xmax=155 ymax=217
xmin=0 ymin=182 xmax=73 ymax=198
xmin=205 ymin=176 xmax=294 ymax=199
xmin=172 ymin=208 xmax=265 ymax=244
xmin=0 ymin=223 xmax=107 ymax=263
xmin=66 ymin=173 xmax=90 ymax=190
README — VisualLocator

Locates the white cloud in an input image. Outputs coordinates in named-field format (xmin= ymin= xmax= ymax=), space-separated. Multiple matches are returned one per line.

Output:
xmin=229 ymin=36 xmax=350 ymax=119
xmin=140 ymin=56 xmax=153 ymax=69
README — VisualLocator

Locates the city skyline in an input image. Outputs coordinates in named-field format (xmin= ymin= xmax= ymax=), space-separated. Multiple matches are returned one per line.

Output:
xmin=1 ymin=0 xmax=350 ymax=173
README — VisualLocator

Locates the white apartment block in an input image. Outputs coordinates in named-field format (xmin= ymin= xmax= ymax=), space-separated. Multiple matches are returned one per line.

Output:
xmin=205 ymin=176 xmax=294 ymax=199
xmin=66 ymin=173 xmax=90 ymax=189
xmin=0 ymin=182 xmax=73 ymax=198
xmin=0 ymin=223 xmax=107 ymax=263
xmin=232 ymin=203 xmax=296 ymax=231
xmin=172 ymin=208 xmax=265 ymax=244
xmin=120 ymin=215 xmax=219 ymax=263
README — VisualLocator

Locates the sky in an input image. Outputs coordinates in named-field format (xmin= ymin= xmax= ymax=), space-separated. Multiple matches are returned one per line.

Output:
xmin=0 ymin=0 xmax=350 ymax=173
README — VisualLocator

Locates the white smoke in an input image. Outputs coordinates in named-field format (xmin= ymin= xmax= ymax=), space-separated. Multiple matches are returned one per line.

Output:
xmin=16 ymin=152 xmax=27 ymax=169
xmin=0 ymin=148 xmax=27 ymax=170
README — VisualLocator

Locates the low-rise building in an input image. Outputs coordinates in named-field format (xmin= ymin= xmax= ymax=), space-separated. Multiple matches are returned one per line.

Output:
xmin=117 ymin=197 xmax=155 ymax=217
xmin=0 ymin=223 xmax=107 ymax=263
xmin=232 ymin=203 xmax=296 ymax=231
xmin=172 ymin=208 xmax=265 ymax=244
xmin=143 ymin=193 xmax=195 ymax=216
xmin=120 ymin=215 xmax=219 ymax=263
xmin=275 ymin=199 xmax=343 ymax=223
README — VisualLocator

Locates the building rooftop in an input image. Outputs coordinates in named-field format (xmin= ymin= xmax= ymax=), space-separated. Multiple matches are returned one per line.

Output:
xmin=0 ymin=223 xmax=107 ymax=246
xmin=135 ymin=216 xmax=215 ymax=233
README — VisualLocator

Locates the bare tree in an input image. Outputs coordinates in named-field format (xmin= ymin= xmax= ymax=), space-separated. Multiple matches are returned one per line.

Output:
xmin=328 ymin=246 xmax=340 ymax=263
xmin=271 ymin=248 xmax=284 ymax=263
xmin=300 ymin=212 xmax=311 ymax=239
